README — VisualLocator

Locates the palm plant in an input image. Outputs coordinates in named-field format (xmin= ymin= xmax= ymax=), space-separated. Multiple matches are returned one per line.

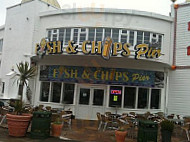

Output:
xmin=15 ymin=61 xmax=36 ymax=113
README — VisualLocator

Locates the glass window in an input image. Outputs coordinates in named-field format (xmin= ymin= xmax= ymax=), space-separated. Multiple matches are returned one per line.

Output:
xmin=51 ymin=82 xmax=62 ymax=103
xmin=96 ymin=28 xmax=103 ymax=41
xmin=65 ymin=28 xmax=71 ymax=44
xmin=151 ymin=33 xmax=157 ymax=43
xmin=112 ymin=29 xmax=119 ymax=42
xmin=109 ymin=86 xmax=122 ymax=107
xmin=120 ymin=35 xmax=127 ymax=43
xmin=158 ymin=35 xmax=162 ymax=49
xmin=47 ymin=31 xmax=51 ymax=41
xmin=93 ymin=89 xmax=104 ymax=106
xmin=73 ymin=29 xmax=79 ymax=43
xmin=124 ymin=87 xmax=136 ymax=108
xmin=104 ymin=28 xmax=111 ymax=38
xmin=138 ymin=88 xmax=149 ymax=109
xmin=52 ymin=29 xmax=58 ymax=41
xmin=79 ymin=30 xmax=86 ymax=43
xmin=40 ymin=82 xmax=50 ymax=102
xmin=79 ymin=88 xmax=90 ymax=105
xmin=1 ymin=82 xmax=5 ymax=94
xmin=144 ymin=32 xmax=150 ymax=44
xmin=59 ymin=28 xmax=65 ymax=41
xmin=129 ymin=31 xmax=134 ymax=46
xmin=88 ymin=28 xmax=95 ymax=41
xmin=137 ymin=31 xmax=143 ymax=44
xmin=63 ymin=83 xmax=75 ymax=104
xmin=151 ymin=89 xmax=161 ymax=109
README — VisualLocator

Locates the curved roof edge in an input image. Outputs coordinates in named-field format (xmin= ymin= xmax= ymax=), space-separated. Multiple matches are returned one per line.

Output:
xmin=0 ymin=25 xmax=5 ymax=30
xmin=39 ymin=8 xmax=173 ymax=22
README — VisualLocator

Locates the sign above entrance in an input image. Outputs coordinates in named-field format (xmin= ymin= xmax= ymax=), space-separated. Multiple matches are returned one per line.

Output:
xmin=35 ymin=38 xmax=161 ymax=60
xmin=40 ymin=65 xmax=164 ymax=88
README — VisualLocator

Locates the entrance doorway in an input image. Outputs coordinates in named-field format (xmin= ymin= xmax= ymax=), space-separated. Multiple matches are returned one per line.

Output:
xmin=76 ymin=85 xmax=106 ymax=120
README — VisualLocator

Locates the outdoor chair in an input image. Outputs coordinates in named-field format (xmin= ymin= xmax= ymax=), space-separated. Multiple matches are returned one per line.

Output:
xmin=61 ymin=111 xmax=72 ymax=130
xmin=97 ymin=112 xmax=102 ymax=130
xmin=100 ymin=114 xmax=112 ymax=131
xmin=181 ymin=117 xmax=190 ymax=141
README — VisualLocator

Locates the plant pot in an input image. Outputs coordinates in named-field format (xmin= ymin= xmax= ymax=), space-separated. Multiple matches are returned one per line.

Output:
xmin=6 ymin=113 xmax=32 ymax=137
xmin=51 ymin=123 xmax=63 ymax=137
xmin=115 ymin=130 xmax=127 ymax=142
xmin=161 ymin=130 xmax=172 ymax=142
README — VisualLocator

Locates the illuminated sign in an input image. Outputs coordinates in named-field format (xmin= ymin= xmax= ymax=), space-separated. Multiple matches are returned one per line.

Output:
xmin=35 ymin=38 xmax=161 ymax=60
xmin=111 ymin=90 xmax=122 ymax=95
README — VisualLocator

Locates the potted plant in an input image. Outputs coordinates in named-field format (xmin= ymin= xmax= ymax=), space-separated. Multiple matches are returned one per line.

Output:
xmin=160 ymin=120 xmax=174 ymax=142
xmin=51 ymin=117 xmax=63 ymax=137
xmin=115 ymin=126 xmax=127 ymax=142
xmin=6 ymin=61 xmax=36 ymax=137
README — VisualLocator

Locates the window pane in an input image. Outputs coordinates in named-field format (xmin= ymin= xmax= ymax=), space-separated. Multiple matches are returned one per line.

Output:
xmin=53 ymin=34 xmax=57 ymax=41
xmin=121 ymin=35 xmax=127 ymax=43
xmin=47 ymin=31 xmax=51 ymax=41
xmin=96 ymin=28 xmax=103 ymax=41
xmin=63 ymin=83 xmax=75 ymax=104
xmin=158 ymin=35 xmax=162 ymax=49
xmin=93 ymin=89 xmax=104 ymax=106
xmin=40 ymin=82 xmax=50 ymax=102
xmin=51 ymin=82 xmax=61 ymax=103
xmin=112 ymin=29 xmax=119 ymax=42
xmin=73 ymin=29 xmax=78 ymax=42
xmin=109 ymin=86 xmax=122 ymax=107
xmin=151 ymin=89 xmax=161 ymax=109
xmin=80 ymin=34 xmax=86 ymax=43
xmin=104 ymin=28 xmax=111 ymax=38
xmin=137 ymin=31 xmax=143 ymax=44
xmin=88 ymin=28 xmax=95 ymax=41
xmin=59 ymin=28 xmax=65 ymax=41
xmin=79 ymin=88 xmax=90 ymax=105
xmin=124 ymin=87 xmax=136 ymax=108
xmin=129 ymin=31 xmax=134 ymax=46
xmin=138 ymin=88 xmax=149 ymax=109
xmin=152 ymin=33 xmax=157 ymax=43
xmin=144 ymin=32 xmax=150 ymax=44
xmin=65 ymin=28 xmax=71 ymax=44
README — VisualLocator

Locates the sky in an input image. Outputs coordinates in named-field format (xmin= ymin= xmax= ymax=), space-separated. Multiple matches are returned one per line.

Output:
xmin=0 ymin=0 xmax=186 ymax=26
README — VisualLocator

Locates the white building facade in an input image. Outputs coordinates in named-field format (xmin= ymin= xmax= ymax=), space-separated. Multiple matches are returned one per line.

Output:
xmin=0 ymin=0 xmax=183 ymax=120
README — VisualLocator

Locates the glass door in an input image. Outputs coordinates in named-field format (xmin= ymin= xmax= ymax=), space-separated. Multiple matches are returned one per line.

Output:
xmin=76 ymin=85 xmax=106 ymax=120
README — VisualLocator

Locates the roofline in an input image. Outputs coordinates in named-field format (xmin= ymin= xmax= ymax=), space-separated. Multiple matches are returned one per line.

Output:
xmin=39 ymin=8 xmax=173 ymax=22
xmin=7 ymin=0 xmax=60 ymax=10
xmin=0 ymin=25 xmax=5 ymax=30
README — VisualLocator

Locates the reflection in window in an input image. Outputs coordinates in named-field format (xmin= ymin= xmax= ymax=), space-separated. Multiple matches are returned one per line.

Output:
xmin=65 ymin=28 xmax=71 ymax=44
xmin=96 ymin=28 xmax=103 ymax=41
xmin=129 ymin=31 xmax=134 ymax=46
xmin=144 ymin=32 xmax=150 ymax=44
xmin=88 ymin=28 xmax=95 ymax=41
xmin=104 ymin=28 xmax=111 ymax=39
xmin=124 ymin=87 xmax=136 ymax=108
xmin=109 ymin=86 xmax=122 ymax=107
xmin=73 ymin=29 xmax=79 ymax=43
xmin=93 ymin=89 xmax=104 ymax=106
xmin=59 ymin=28 xmax=65 ymax=41
xmin=112 ymin=29 xmax=119 ymax=42
xmin=138 ymin=88 xmax=149 ymax=109
xmin=151 ymin=89 xmax=161 ymax=109
xmin=47 ymin=31 xmax=51 ymax=41
xmin=51 ymin=82 xmax=62 ymax=103
xmin=137 ymin=31 xmax=143 ymax=44
xmin=63 ymin=83 xmax=75 ymax=104
xmin=40 ymin=82 xmax=50 ymax=102
xmin=79 ymin=88 xmax=90 ymax=105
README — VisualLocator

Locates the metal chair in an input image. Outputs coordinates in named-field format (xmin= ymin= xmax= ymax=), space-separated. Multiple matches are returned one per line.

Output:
xmin=181 ymin=117 xmax=190 ymax=141
xmin=61 ymin=111 xmax=72 ymax=130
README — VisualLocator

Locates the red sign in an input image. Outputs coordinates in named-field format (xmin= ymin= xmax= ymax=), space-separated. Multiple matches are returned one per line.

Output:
xmin=111 ymin=90 xmax=121 ymax=95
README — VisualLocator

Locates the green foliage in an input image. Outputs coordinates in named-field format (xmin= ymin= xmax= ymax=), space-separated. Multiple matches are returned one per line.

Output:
xmin=160 ymin=120 xmax=174 ymax=132
xmin=14 ymin=61 xmax=36 ymax=114
xmin=53 ymin=117 xmax=62 ymax=125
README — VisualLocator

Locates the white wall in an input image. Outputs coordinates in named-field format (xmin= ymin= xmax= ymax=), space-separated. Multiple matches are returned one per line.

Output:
xmin=168 ymin=4 xmax=190 ymax=116
xmin=34 ymin=9 xmax=173 ymax=65
xmin=0 ymin=0 xmax=57 ymax=99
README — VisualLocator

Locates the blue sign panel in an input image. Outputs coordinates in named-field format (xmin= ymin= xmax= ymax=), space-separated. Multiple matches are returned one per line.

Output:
xmin=40 ymin=65 xmax=164 ymax=88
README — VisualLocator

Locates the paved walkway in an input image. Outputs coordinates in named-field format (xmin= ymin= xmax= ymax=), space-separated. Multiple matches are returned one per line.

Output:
xmin=0 ymin=119 xmax=189 ymax=142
